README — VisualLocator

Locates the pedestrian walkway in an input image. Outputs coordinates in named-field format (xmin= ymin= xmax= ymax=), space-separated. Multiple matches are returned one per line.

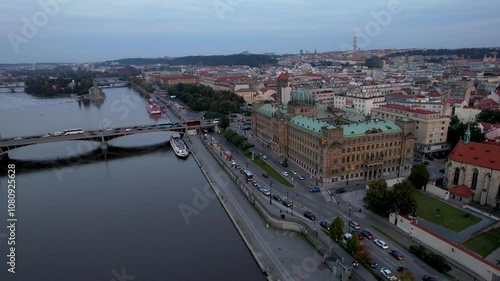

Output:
xmin=352 ymin=212 xmax=367 ymax=219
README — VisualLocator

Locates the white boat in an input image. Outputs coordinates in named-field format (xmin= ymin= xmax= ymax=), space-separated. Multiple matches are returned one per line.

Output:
xmin=170 ymin=133 xmax=189 ymax=158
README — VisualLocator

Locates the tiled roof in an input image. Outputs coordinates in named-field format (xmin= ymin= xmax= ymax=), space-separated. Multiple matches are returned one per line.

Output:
xmin=256 ymin=104 xmax=282 ymax=117
xmin=380 ymin=104 xmax=436 ymax=115
xmin=277 ymin=73 xmax=288 ymax=80
xmin=449 ymin=184 xmax=474 ymax=198
xmin=448 ymin=140 xmax=500 ymax=171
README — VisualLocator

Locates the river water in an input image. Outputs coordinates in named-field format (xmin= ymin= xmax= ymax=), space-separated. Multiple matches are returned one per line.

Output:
xmin=0 ymin=88 xmax=265 ymax=281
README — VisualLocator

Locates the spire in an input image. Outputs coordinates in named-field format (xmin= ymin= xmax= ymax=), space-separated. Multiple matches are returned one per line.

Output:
xmin=464 ymin=122 xmax=471 ymax=145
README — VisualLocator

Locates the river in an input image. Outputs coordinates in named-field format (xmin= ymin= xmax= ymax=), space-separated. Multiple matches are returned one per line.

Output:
xmin=0 ymin=88 xmax=265 ymax=281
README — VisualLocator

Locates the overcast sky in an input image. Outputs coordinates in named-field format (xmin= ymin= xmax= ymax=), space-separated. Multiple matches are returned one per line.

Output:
xmin=1 ymin=0 xmax=499 ymax=63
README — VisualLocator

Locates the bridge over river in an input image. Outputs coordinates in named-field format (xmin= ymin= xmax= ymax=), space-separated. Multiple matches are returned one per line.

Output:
xmin=0 ymin=122 xmax=215 ymax=157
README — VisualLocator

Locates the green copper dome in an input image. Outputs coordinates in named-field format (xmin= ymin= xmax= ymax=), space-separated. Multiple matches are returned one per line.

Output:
xmin=290 ymin=88 xmax=313 ymax=105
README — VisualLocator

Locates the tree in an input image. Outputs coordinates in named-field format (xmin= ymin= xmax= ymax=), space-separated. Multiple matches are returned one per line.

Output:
xmin=219 ymin=116 xmax=230 ymax=130
xmin=364 ymin=179 xmax=390 ymax=215
xmin=389 ymin=179 xmax=418 ymax=217
xmin=329 ymin=216 xmax=345 ymax=242
xmin=408 ymin=163 xmax=430 ymax=190
xmin=399 ymin=269 xmax=417 ymax=281
xmin=355 ymin=245 xmax=372 ymax=264
xmin=447 ymin=122 xmax=485 ymax=148
xmin=346 ymin=233 xmax=360 ymax=255
xmin=476 ymin=109 xmax=500 ymax=124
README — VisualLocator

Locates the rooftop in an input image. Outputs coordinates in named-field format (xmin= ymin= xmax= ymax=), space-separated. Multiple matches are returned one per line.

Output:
xmin=380 ymin=104 xmax=437 ymax=115
xmin=289 ymin=115 xmax=336 ymax=136
xmin=449 ymin=184 xmax=474 ymax=198
xmin=256 ymin=103 xmax=284 ymax=117
xmin=448 ymin=140 xmax=500 ymax=171
xmin=341 ymin=119 xmax=402 ymax=138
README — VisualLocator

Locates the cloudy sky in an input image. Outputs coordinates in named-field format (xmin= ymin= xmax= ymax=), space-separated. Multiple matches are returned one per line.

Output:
xmin=1 ymin=0 xmax=499 ymax=63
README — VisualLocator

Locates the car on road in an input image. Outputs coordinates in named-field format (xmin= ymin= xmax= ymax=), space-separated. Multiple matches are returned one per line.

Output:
xmin=343 ymin=233 xmax=352 ymax=240
xmin=262 ymin=172 xmax=269 ymax=178
xmin=422 ymin=275 xmax=438 ymax=281
xmin=349 ymin=221 xmax=360 ymax=230
xmin=336 ymin=188 xmax=347 ymax=194
xmin=280 ymin=160 xmax=288 ymax=167
xmin=370 ymin=261 xmax=378 ymax=268
xmin=374 ymin=239 xmax=388 ymax=249
xmin=282 ymin=200 xmax=292 ymax=208
xmin=42 ymin=134 xmax=51 ymax=138
xmin=124 ymin=128 xmax=132 ymax=132
xmin=310 ymin=187 xmax=320 ymax=193
xmin=414 ymin=158 xmax=423 ymax=162
xmin=105 ymin=128 xmax=113 ymax=131
xmin=303 ymin=211 xmax=316 ymax=221
xmin=292 ymin=170 xmax=297 ymax=175
xmin=380 ymin=268 xmax=397 ymax=280
xmin=272 ymin=194 xmax=283 ymax=202
xmin=282 ymin=171 xmax=289 ymax=177
xmin=389 ymin=250 xmax=403 ymax=260
xmin=319 ymin=220 xmax=330 ymax=229
xmin=261 ymin=154 xmax=267 ymax=160
xmin=439 ymin=168 xmax=445 ymax=173
xmin=260 ymin=188 xmax=271 ymax=196
xmin=54 ymin=132 xmax=62 ymax=136
xmin=427 ymin=156 xmax=435 ymax=161
xmin=351 ymin=231 xmax=364 ymax=240
xmin=297 ymin=175 xmax=305 ymax=180
xmin=252 ymin=180 xmax=259 ymax=187
xmin=12 ymin=137 xmax=22 ymax=140
xmin=361 ymin=230 xmax=373 ymax=240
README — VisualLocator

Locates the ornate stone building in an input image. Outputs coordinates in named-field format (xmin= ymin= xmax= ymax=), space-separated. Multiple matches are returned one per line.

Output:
xmin=444 ymin=135 xmax=500 ymax=208
xmin=252 ymin=89 xmax=415 ymax=183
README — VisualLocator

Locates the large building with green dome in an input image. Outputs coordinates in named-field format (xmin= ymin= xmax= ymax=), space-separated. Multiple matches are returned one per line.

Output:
xmin=252 ymin=88 xmax=415 ymax=184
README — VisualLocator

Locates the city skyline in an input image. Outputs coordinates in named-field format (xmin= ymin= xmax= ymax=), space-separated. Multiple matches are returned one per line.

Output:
xmin=1 ymin=0 xmax=500 ymax=64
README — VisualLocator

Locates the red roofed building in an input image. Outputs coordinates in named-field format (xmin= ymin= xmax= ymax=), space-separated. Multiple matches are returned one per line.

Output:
xmin=371 ymin=104 xmax=451 ymax=158
xmin=444 ymin=139 xmax=500 ymax=208
xmin=448 ymin=184 xmax=474 ymax=204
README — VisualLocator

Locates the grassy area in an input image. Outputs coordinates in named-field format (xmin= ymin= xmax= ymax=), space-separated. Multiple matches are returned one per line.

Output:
xmin=414 ymin=192 xmax=481 ymax=232
xmin=245 ymin=152 xmax=293 ymax=188
xmin=463 ymin=228 xmax=500 ymax=257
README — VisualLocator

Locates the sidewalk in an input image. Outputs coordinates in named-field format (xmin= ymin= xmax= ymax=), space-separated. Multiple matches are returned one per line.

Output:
xmin=188 ymin=136 xmax=344 ymax=281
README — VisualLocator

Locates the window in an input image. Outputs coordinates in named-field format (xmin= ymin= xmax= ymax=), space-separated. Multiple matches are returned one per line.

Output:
xmin=453 ymin=168 xmax=460 ymax=185
xmin=471 ymin=169 xmax=479 ymax=190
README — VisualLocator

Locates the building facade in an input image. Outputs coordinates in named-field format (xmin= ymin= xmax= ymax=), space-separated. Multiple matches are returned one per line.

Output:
xmin=371 ymin=104 xmax=450 ymax=158
xmin=444 ymin=139 xmax=500 ymax=208
xmin=252 ymin=89 xmax=415 ymax=184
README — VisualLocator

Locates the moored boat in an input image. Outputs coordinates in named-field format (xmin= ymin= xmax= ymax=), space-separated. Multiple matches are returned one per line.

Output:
xmin=170 ymin=133 xmax=189 ymax=158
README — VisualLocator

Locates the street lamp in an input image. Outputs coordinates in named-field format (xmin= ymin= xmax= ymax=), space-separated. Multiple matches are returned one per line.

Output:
xmin=269 ymin=180 xmax=273 ymax=205
xmin=348 ymin=205 xmax=352 ymax=232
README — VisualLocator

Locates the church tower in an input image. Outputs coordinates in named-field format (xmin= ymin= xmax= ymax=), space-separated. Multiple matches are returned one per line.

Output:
xmin=464 ymin=122 xmax=471 ymax=145
xmin=276 ymin=72 xmax=289 ymax=105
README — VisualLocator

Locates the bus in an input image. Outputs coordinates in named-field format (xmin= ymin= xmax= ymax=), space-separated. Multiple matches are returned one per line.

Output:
xmin=158 ymin=122 xmax=173 ymax=128
xmin=243 ymin=169 xmax=253 ymax=182
xmin=63 ymin=128 xmax=84 ymax=135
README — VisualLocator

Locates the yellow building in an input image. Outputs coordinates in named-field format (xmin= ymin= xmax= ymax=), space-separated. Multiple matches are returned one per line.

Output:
xmin=252 ymin=89 xmax=415 ymax=183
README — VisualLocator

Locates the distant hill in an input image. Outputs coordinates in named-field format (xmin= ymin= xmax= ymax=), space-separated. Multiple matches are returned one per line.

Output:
xmin=101 ymin=54 xmax=278 ymax=67
xmin=385 ymin=47 xmax=499 ymax=60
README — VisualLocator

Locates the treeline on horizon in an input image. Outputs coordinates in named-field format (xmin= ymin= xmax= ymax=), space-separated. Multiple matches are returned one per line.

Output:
xmin=385 ymin=47 xmax=499 ymax=59
xmin=101 ymin=54 xmax=278 ymax=67
xmin=166 ymin=83 xmax=245 ymax=117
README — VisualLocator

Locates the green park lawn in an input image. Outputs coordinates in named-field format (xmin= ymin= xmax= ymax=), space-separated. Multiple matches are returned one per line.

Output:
xmin=247 ymin=153 xmax=294 ymax=188
xmin=414 ymin=192 xmax=481 ymax=232
xmin=463 ymin=228 xmax=500 ymax=257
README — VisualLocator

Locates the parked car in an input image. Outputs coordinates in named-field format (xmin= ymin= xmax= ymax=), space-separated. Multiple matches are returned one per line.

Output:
xmin=282 ymin=171 xmax=289 ymax=177
xmin=423 ymin=161 xmax=430 ymax=165
xmin=272 ymin=194 xmax=283 ymax=202
xmin=261 ymin=154 xmax=268 ymax=160
xmin=336 ymin=188 xmax=347 ymax=194
xmin=389 ymin=250 xmax=403 ymax=260
xmin=439 ymin=168 xmax=445 ymax=173
xmin=349 ymin=221 xmax=360 ymax=230
xmin=414 ymin=158 xmax=423 ymax=163
xmin=374 ymin=239 xmax=388 ymax=249
xmin=262 ymin=173 xmax=269 ymax=178
xmin=297 ymin=175 xmax=305 ymax=180
xmin=427 ymin=156 xmax=435 ymax=161
xmin=292 ymin=170 xmax=298 ymax=175
xmin=310 ymin=187 xmax=320 ymax=193
xmin=282 ymin=200 xmax=292 ymax=208
xmin=319 ymin=220 xmax=330 ymax=229
xmin=303 ymin=211 xmax=316 ymax=221
xmin=42 ymin=134 xmax=51 ymax=138
xmin=380 ymin=268 xmax=397 ymax=280
xmin=124 ymin=128 xmax=132 ymax=132
xmin=343 ymin=233 xmax=352 ymax=240
xmin=351 ymin=231 xmax=364 ymax=240
xmin=252 ymin=180 xmax=259 ymax=187
xmin=370 ymin=261 xmax=378 ymax=268
xmin=361 ymin=230 xmax=373 ymax=240
xmin=260 ymin=188 xmax=271 ymax=196
xmin=280 ymin=160 xmax=288 ymax=167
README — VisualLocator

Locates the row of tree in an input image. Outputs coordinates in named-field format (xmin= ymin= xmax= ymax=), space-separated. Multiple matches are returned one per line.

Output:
xmin=131 ymin=77 xmax=154 ymax=93
xmin=221 ymin=129 xmax=254 ymax=153
xmin=167 ymin=83 xmax=245 ymax=116
xmin=25 ymin=76 xmax=94 ymax=96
